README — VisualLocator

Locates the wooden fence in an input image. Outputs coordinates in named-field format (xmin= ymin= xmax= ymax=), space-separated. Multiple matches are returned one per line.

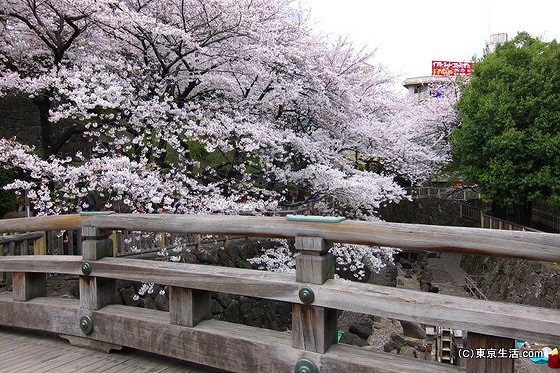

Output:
xmin=0 ymin=213 xmax=559 ymax=372
xmin=408 ymin=187 xmax=481 ymax=201
xmin=459 ymin=204 xmax=540 ymax=232
xmin=412 ymin=187 xmax=560 ymax=232
xmin=532 ymin=208 xmax=560 ymax=233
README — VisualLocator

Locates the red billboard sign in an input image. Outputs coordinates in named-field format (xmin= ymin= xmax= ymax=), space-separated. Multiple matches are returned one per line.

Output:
xmin=432 ymin=60 xmax=473 ymax=76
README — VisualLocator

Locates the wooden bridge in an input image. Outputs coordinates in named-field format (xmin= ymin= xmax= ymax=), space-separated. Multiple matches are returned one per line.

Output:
xmin=0 ymin=213 xmax=559 ymax=372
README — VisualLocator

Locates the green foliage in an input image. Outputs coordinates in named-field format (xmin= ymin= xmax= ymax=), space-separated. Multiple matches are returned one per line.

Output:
xmin=451 ymin=32 xmax=560 ymax=211
xmin=234 ymin=256 xmax=246 ymax=268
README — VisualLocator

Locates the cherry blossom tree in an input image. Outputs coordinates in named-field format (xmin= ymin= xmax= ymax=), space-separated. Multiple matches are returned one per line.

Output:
xmin=0 ymin=0 xmax=458 ymax=279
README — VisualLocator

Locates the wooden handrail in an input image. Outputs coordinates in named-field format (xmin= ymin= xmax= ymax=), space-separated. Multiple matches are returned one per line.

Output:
xmin=0 ymin=214 xmax=559 ymax=261
xmin=0 ymin=231 xmax=43 ymax=244
xmin=0 ymin=255 xmax=558 ymax=346
xmin=0 ymin=214 xmax=559 ymax=372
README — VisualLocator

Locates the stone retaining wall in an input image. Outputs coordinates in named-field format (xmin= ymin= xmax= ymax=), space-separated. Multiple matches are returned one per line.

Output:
xmin=461 ymin=255 xmax=560 ymax=309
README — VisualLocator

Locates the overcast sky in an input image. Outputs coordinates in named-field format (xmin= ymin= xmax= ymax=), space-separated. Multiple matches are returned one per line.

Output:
xmin=303 ymin=0 xmax=560 ymax=84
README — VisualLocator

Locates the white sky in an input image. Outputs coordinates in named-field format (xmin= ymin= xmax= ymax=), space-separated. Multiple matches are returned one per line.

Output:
xmin=303 ymin=0 xmax=560 ymax=84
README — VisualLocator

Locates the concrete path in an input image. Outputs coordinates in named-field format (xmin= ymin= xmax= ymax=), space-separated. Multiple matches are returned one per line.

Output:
xmin=425 ymin=252 xmax=470 ymax=298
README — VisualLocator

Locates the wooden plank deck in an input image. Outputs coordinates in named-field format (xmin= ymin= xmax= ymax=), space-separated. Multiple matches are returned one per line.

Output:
xmin=0 ymin=327 xmax=225 ymax=373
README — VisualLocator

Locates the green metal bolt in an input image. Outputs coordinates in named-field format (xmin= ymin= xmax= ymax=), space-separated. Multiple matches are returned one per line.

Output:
xmin=298 ymin=287 xmax=315 ymax=304
xmin=295 ymin=358 xmax=318 ymax=373
xmin=81 ymin=262 xmax=92 ymax=276
xmin=80 ymin=315 xmax=93 ymax=335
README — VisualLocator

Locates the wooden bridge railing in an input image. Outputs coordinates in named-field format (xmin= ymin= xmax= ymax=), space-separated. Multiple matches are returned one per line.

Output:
xmin=0 ymin=231 xmax=44 ymax=288
xmin=0 ymin=214 xmax=559 ymax=372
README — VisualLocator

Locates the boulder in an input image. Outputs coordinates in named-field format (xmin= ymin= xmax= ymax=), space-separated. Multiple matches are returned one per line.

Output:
xmin=119 ymin=286 xmax=142 ymax=307
xmin=223 ymin=299 xmax=242 ymax=323
xmin=349 ymin=319 xmax=373 ymax=340
xmin=383 ymin=340 xmax=396 ymax=353
xmin=195 ymin=248 xmax=218 ymax=264
xmin=153 ymin=292 xmax=169 ymax=311
xmin=399 ymin=346 xmax=417 ymax=359
xmin=340 ymin=332 xmax=369 ymax=347
xmin=400 ymin=320 xmax=426 ymax=339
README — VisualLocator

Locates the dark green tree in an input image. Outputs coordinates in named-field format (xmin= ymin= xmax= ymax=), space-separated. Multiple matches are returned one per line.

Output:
xmin=451 ymin=32 xmax=560 ymax=226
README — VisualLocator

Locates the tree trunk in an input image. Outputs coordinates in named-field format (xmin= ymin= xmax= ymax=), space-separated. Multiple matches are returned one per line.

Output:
xmin=33 ymin=95 xmax=52 ymax=159
xmin=491 ymin=203 xmax=507 ymax=220
xmin=515 ymin=199 xmax=533 ymax=227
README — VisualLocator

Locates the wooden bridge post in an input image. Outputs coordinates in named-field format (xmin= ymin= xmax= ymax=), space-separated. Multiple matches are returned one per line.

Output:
xmin=12 ymin=272 xmax=46 ymax=301
xmin=11 ymin=236 xmax=46 ymax=300
xmin=167 ymin=232 xmax=211 ymax=327
xmin=169 ymin=287 xmax=211 ymax=327
xmin=466 ymin=332 xmax=514 ymax=373
xmin=63 ymin=226 xmax=121 ymax=352
xmin=34 ymin=233 xmax=47 ymax=255
xmin=292 ymin=236 xmax=338 ymax=354
xmin=80 ymin=227 xmax=117 ymax=310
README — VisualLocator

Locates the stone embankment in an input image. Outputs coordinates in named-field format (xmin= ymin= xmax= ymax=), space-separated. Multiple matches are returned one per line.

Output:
xmin=336 ymin=253 xmax=443 ymax=360
xmin=461 ymin=255 xmax=560 ymax=309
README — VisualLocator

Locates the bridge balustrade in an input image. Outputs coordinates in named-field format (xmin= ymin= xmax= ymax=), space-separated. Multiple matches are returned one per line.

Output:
xmin=0 ymin=213 xmax=559 ymax=372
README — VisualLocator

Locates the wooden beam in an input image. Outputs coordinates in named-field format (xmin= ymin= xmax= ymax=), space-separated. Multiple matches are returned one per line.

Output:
xmin=34 ymin=234 xmax=47 ymax=255
xmin=0 ymin=232 xmax=43 ymax=244
xmin=292 ymin=304 xmax=338 ymax=353
xmin=79 ymin=276 xmax=117 ymax=310
xmin=0 ymin=294 xmax=83 ymax=335
xmin=295 ymin=236 xmax=334 ymax=284
xmin=0 ymin=296 xmax=464 ymax=373
xmin=79 ymin=226 xmax=117 ymax=312
xmin=0 ymin=255 xmax=82 ymax=274
xmin=1 ymin=214 xmax=560 ymax=261
xmin=0 ymin=215 xmax=89 ymax=233
xmin=0 ymin=256 xmax=558 ymax=346
xmin=81 ymin=227 xmax=113 ymax=261
xmin=295 ymin=254 xmax=334 ymax=284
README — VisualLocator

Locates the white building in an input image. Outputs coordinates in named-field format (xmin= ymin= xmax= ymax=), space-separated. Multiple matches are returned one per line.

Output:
xmin=483 ymin=33 xmax=508 ymax=56
xmin=402 ymin=75 xmax=457 ymax=103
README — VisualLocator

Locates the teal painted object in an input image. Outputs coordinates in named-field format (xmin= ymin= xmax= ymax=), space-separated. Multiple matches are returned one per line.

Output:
xmin=285 ymin=214 xmax=346 ymax=223
xmin=516 ymin=341 xmax=549 ymax=364
xmin=79 ymin=211 xmax=116 ymax=216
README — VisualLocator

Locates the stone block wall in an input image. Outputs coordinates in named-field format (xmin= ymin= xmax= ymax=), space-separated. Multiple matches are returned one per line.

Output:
xmin=0 ymin=95 xmax=92 ymax=157
xmin=461 ymin=255 xmax=560 ymax=309
xmin=0 ymin=95 xmax=41 ymax=146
